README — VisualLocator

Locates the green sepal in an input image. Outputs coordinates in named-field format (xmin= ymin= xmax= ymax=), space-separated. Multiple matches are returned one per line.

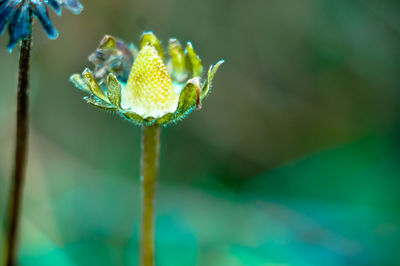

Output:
xmin=123 ymin=112 xmax=145 ymax=125
xmin=168 ymin=38 xmax=186 ymax=81
xmin=104 ymin=79 xmax=201 ymax=126
xmin=101 ymin=35 xmax=117 ymax=49
xmin=70 ymin=74 xmax=90 ymax=93
xmin=123 ymin=112 xmax=162 ymax=126
xmin=89 ymin=35 xmax=136 ymax=83
xmin=82 ymin=68 xmax=109 ymax=102
xmin=170 ymin=80 xmax=200 ymax=122
xmin=185 ymin=42 xmax=203 ymax=77
xmin=84 ymin=96 xmax=116 ymax=111
xmin=144 ymin=117 xmax=155 ymax=123
xmin=106 ymin=73 xmax=122 ymax=108
xmin=140 ymin=32 xmax=164 ymax=60
xmin=155 ymin=113 xmax=174 ymax=125
xmin=201 ymin=60 xmax=224 ymax=101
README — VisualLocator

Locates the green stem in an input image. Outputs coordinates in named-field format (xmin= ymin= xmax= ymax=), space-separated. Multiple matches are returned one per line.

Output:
xmin=4 ymin=33 xmax=32 ymax=266
xmin=139 ymin=125 xmax=161 ymax=266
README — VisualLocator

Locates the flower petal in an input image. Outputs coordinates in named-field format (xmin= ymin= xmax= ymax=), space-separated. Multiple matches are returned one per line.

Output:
xmin=168 ymin=38 xmax=187 ymax=82
xmin=0 ymin=0 xmax=19 ymax=35
xmin=106 ymin=73 xmax=122 ymax=108
xmin=47 ymin=0 xmax=62 ymax=15
xmin=185 ymin=42 xmax=203 ymax=77
xmin=31 ymin=0 xmax=58 ymax=39
xmin=82 ymin=68 xmax=109 ymax=103
xmin=201 ymin=60 xmax=224 ymax=101
xmin=63 ymin=0 xmax=83 ymax=15
xmin=7 ymin=2 xmax=30 ymax=52
xmin=139 ymin=31 xmax=164 ymax=60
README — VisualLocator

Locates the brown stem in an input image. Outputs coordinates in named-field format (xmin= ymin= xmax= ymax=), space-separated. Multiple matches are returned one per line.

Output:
xmin=139 ymin=125 xmax=161 ymax=266
xmin=4 ymin=32 xmax=32 ymax=266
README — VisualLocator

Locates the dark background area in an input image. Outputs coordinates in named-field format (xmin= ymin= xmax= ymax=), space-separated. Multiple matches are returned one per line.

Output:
xmin=1 ymin=0 xmax=400 ymax=265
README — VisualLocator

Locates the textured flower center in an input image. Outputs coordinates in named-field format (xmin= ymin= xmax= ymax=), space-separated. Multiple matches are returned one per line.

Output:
xmin=122 ymin=44 xmax=178 ymax=118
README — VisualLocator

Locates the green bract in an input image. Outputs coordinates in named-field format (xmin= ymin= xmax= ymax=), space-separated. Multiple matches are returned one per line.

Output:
xmin=70 ymin=32 xmax=224 ymax=126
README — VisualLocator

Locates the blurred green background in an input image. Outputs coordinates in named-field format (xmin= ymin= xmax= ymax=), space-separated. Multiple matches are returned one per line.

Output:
xmin=1 ymin=0 xmax=400 ymax=265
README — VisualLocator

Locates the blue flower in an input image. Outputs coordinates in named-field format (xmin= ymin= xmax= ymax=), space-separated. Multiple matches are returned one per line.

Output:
xmin=0 ymin=0 xmax=83 ymax=52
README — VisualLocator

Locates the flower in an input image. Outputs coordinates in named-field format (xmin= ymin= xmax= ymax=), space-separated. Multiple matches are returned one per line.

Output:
xmin=70 ymin=32 xmax=224 ymax=126
xmin=0 ymin=0 xmax=83 ymax=51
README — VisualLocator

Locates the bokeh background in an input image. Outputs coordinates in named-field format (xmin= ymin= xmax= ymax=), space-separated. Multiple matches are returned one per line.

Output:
xmin=1 ymin=0 xmax=400 ymax=265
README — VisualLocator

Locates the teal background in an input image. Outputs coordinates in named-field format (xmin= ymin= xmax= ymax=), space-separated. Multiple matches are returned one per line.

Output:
xmin=1 ymin=0 xmax=400 ymax=265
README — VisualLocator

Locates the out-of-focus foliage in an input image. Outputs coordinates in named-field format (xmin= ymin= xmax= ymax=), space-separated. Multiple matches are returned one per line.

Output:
xmin=0 ymin=0 xmax=399 ymax=265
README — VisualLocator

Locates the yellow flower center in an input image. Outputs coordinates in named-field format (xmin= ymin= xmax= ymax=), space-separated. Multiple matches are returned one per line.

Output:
xmin=121 ymin=44 xmax=178 ymax=118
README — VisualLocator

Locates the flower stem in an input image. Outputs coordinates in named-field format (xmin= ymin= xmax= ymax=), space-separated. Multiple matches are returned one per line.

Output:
xmin=4 ymin=33 xmax=32 ymax=266
xmin=139 ymin=125 xmax=161 ymax=266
